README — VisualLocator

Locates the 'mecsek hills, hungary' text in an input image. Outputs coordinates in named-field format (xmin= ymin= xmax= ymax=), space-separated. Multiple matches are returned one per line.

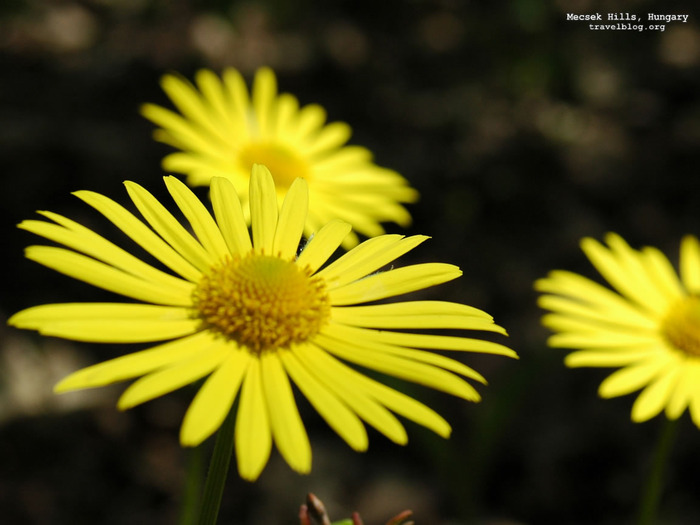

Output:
xmin=567 ymin=13 xmax=689 ymax=23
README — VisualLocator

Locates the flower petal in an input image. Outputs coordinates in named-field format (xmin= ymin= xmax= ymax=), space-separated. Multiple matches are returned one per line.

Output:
xmin=272 ymin=177 xmax=308 ymax=260
xmin=280 ymin=349 xmax=368 ymax=451
xmin=598 ymin=354 xmax=676 ymax=399
xmin=235 ymin=358 xmax=272 ymax=481
xmin=295 ymin=220 xmax=351 ymax=273
xmin=125 ymin=180 xmax=214 ymax=272
xmin=295 ymin=344 xmax=408 ymax=444
xmin=180 ymin=350 xmax=252 ymax=446
xmin=329 ymin=263 xmax=462 ymax=305
xmin=73 ymin=189 xmax=201 ymax=282
xmin=681 ymin=235 xmax=700 ymax=294
xmin=25 ymin=246 xmax=192 ymax=306
xmin=117 ymin=342 xmax=230 ymax=409
xmin=210 ymin=177 xmax=253 ymax=256
xmin=9 ymin=302 xmax=197 ymax=342
xmin=316 ymin=332 xmax=482 ymax=402
xmin=54 ymin=332 xmax=215 ymax=391
xmin=261 ymin=352 xmax=312 ymax=474
xmin=164 ymin=176 xmax=230 ymax=260
xmin=631 ymin=367 xmax=680 ymax=422
xmin=249 ymin=165 xmax=278 ymax=254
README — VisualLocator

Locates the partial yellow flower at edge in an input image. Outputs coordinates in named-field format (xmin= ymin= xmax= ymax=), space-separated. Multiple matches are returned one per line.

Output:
xmin=141 ymin=67 xmax=419 ymax=249
xmin=9 ymin=165 xmax=515 ymax=481
xmin=536 ymin=233 xmax=700 ymax=427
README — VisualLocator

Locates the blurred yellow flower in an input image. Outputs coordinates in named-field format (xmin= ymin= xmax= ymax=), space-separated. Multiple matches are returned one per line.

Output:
xmin=9 ymin=165 xmax=514 ymax=481
xmin=536 ymin=233 xmax=700 ymax=426
xmin=142 ymin=67 xmax=418 ymax=248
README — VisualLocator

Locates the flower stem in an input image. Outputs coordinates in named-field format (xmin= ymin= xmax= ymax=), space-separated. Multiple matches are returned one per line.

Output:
xmin=637 ymin=418 xmax=679 ymax=525
xmin=197 ymin=408 xmax=237 ymax=525
xmin=179 ymin=444 xmax=205 ymax=525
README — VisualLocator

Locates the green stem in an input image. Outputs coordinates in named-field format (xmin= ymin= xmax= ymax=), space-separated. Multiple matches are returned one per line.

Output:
xmin=637 ymin=418 xmax=679 ymax=525
xmin=179 ymin=444 xmax=206 ymax=525
xmin=197 ymin=409 xmax=237 ymax=525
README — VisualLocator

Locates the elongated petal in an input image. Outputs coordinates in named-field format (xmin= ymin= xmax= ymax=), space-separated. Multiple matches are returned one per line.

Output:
xmin=295 ymin=220 xmax=351 ymax=272
xmin=272 ymin=177 xmax=308 ymax=259
xmin=164 ymin=176 xmax=230 ymax=260
xmin=261 ymin=352 xmax=311 ymax=474
xmin=280 ymin=350 xmax=368 ymax=451
xmin=180 ymin=350 xmax=251 ymax=446
xmin=125 ymin=180 xmax=214 ymax=272
xmin=341 ymin=370 xmax=452 ymax=438
xmin=249 ymin=165 xmax=278 ymax=253
xmin=9 ymin=302 xmax=197 ymax=343
xmin=681 ymin=235 xmax=700 ymax=294
xmin=25 ymin=246 xmax=192 ymax=306
xmin=329 ymin=323 xmax=517 ymax=357
xmin=331 ymin=304 xmax=505 ymax=333
xmin=54 ymin=332 xmax=215 ymax=391
xmin=118 ymin=343 xmax=230 ymax=409
xmin=631 ymin=368 xmax=679 ymax=422
xmin=329 ymin=263 xmax=462 ymax=305
xmin=295 ymin=344 xmax=408 ymax=444
xmin=210 ymin=177 xmax=252 ymax=256
xmin=73 ymin=190 xmax=201 ymax=282
xmin=598 ymin=355 xmax=676 ymax=398
xmin=235 ymin=358 xmax=272 ymax=481
xmin=315 ymin=333 xmax=481 ymax=402
xmin=20 ymin=214 xmax=193 ymax=294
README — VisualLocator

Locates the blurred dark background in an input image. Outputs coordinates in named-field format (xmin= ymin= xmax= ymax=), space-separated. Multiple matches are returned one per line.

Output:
xmin=2 ymin=0 xmax=700 ymax=523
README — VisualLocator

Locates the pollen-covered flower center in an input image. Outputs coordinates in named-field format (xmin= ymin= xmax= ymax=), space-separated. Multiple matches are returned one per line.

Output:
xmin=662 ymin=296 xmax=700 ymax=357
xmin=192 ymin=254 xmax=330 ymax=353
xmin=239 ymin=142 xmax=309 ymax=189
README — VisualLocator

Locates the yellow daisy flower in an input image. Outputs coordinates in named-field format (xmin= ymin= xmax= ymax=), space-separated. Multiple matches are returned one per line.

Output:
xmin=536 ymin=233 xmax=700 ymax=426
xmin=9 ymin=165 xmax=514 ymax=481
xmin=141 ymin=67 xmax=418 ymax=249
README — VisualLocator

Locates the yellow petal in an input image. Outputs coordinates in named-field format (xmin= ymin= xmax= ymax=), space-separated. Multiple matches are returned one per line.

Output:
xmin=180 ymin=351 xmax=251 ymax=446
xmin=20 ymin=214 xmax=192 ymax=294
xmin=321 ymin=235 xmax=429 ymax=288
xmin=125 ymin=180 xmax=214 ymax=272
xmin=564 ymin=347 xmax=657 ymax=368
xmin=344 ymin=325 xmax=516 ymax=357
xmin=295 ymin=220 xmax=351 ymax=273
xmin=280 ymin=350 xmax=368 ymax=451
xmin=9 ymin=302 xmax=197 ymax=343
xmin=210 ymin=177 xmax=253 ymax=256
xmin=331 ymin=304 xmax=505 ymax=333
xmin=118 ymin=343 xmax=229 ymax=409
xmin=164 ymin=176 xmax=230 ymax=260
xmin=316 ymin=332 xmax=481 ymax=402
xmin=296 ymin=344 xmax=408 ymax=444
xmin=598 ymin=355 xmax=674 ymax=398
xmin=25 ymin=246 xmax=192 ymax=306
xmin=235 ymin=358 xmax=272 ymax=481
xmin=631 ymin=367 xmax=679 ymax=422
xmin=261 ymin=353 xmax=311 ymax=474
xmin=272 ymin=177 xmax=308 ymax=260
xmin=329 ymin=263 xmax=462 ymax=305
xmin=54 ymin=332 xmax=214 ymax=391
xmin=251 ymin=67 xmax=277 ymax=136
xmin=249 ymin=165 xmax=278 ymax=254
xmin=681 ymin=235 xmax=700 ymax=294
xmin=73 ymin=189 xmax=201 ymax=282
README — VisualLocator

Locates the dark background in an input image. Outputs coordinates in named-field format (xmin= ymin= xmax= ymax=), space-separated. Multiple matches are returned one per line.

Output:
xmin=2 ymin=0 xmax=700 ymax=523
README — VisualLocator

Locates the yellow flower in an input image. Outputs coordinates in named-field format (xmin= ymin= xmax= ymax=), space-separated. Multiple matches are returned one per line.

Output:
xmin=141 ymin=67 xmax=418 ymax=249
xmin=536 ymin=233 xmax=700 ymax=426
xmin=9 ymin=165 xmax=515 ymax=481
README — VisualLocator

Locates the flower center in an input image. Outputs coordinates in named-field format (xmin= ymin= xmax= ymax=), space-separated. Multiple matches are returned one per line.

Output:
xmin=192 ymin=254 xmax=330 ymax=354
xmin=661 ymin=296 xmax=700 ymax=357
xmin=238 ymin=142 xmax=310 ymax=190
